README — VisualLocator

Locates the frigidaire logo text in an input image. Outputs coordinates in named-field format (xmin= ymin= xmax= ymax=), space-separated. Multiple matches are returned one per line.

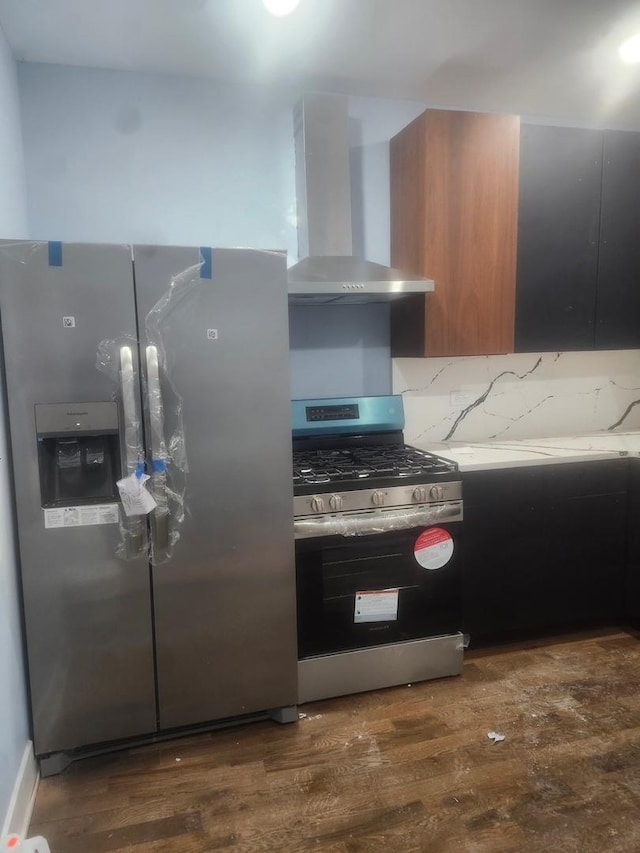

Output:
xmin=66 ymin=411 xmax=88 ymax=417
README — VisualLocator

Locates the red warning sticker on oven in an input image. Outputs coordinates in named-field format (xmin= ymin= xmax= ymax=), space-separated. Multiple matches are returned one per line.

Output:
xmin=414 ymin=527 xmax=454 ymax=570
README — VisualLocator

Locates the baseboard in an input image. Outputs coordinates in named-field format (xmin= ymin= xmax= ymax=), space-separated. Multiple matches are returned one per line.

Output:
xmin=1 ymin=742 xmax=39 ymax=839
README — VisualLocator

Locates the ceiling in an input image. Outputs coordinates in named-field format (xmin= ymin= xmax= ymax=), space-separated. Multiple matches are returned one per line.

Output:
xmin=2 ymin=0 xmax=640 ymax=123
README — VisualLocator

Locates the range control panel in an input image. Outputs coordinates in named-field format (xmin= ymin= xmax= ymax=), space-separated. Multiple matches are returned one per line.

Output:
xmin=305 ymin=404 xmax=360 ymax=422
xmin=292 ymin=395 xmax=404 ymax=438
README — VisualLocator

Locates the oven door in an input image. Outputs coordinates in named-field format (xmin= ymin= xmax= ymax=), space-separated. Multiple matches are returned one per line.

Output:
xmin=296 ymin=521 xmax=462 ymax=659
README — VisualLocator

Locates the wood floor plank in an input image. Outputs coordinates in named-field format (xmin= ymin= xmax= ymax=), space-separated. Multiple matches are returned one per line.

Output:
xmin=42 ymin=813 xmax=203 ymax=853
xmin=29 ymin=628 xmax=640 ymax=852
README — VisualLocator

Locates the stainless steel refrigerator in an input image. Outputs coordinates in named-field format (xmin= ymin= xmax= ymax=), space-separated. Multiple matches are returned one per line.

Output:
xmin=0 ymin=241 xmax=298 ymax=775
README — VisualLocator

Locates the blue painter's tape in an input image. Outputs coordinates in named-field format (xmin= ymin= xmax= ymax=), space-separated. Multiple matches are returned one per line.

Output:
xmin=152 ymin=459 xmax=168 ymax=474
xmin=199 ymin=246 xmax=212 ymax=279
xmin=48 ymin=241 xmax=63 ymax=267
xmin=135 ymin=462 xmax=146 ymax=479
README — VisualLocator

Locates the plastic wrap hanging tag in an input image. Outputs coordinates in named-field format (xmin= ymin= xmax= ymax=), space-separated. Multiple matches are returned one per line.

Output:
xmin=117 ymin=470 xmax=157 ymax=517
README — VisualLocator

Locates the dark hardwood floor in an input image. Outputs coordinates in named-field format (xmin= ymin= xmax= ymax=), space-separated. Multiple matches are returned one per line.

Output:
xmin=30 ymin=628 xmax=640 ymax=852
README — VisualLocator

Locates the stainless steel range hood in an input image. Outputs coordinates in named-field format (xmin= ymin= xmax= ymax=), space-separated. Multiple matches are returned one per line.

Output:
xmin=288 ymin=93 xmax=434 ymax=305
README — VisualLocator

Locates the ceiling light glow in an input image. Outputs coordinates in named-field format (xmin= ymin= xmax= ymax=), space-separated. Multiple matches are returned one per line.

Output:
xmin=262 ymin=0 xmax=300 ymax=16
xmin=619 ymin=33 xmax=640 ymax=64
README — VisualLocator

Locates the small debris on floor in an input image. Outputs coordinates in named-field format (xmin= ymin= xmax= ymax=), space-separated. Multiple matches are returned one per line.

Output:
xmin=487 ymin=730 xmax=506 ymax=743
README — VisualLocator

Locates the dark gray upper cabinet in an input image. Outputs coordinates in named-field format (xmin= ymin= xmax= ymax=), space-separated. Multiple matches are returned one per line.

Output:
xmin=596 ymin=130 xmax=640 ymax=350
xmin=515 ymin=124 xmax=640 ymax=353
xmin=515 ymin=124 xmax=603 ymax=352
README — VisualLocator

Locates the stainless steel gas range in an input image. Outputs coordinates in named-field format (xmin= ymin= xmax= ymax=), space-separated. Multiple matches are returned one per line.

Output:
xmin=292 ymin=395 xmax=465 ymax=704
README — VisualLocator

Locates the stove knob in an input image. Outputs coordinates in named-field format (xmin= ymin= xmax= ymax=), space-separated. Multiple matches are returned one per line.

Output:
xmin=430 ymin=485 xmax=444 ymax=501
xmin=310 ymin=496 xmax=325 ymax=513
xmin=371 ymin=490 xmax=386 ymax=507
xmin=413 ymin=487 xmax=428 ymax=503
xmin=329 ymin=494 xmax=343 ymax=511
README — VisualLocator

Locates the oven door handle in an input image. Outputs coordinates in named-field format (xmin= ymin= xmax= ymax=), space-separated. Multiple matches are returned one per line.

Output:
xmin=294 ymin=502 xmax=463 ymax=539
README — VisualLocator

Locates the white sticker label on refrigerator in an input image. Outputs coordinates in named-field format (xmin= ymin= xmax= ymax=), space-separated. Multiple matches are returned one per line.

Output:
xmin=117 ymin=473 xmax=157 ymax=516
xmin=354 ymin=589 xmax=399 ymax=623
xmin=414 ymin=527 xmax=454 ymax=570
xmin=62 ymin=316 xmax=76 ymax=328
xmin=44 ymin=504 xmax=119 ymax=529
xmin=206 ymin=329 xmax=218 ymax=340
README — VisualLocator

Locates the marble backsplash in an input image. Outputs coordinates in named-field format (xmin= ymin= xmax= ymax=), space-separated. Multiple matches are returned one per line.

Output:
xmin=393 ymin=350 xmax=640 ymax=445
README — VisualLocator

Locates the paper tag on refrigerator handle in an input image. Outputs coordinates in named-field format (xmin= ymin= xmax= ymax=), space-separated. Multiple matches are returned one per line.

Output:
xmin=117 ymin=473 xmax=157 ymax=516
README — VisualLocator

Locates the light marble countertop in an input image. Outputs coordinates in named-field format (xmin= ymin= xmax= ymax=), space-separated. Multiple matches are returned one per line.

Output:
xmin=414 ymin=431 xmax=640 ymax=472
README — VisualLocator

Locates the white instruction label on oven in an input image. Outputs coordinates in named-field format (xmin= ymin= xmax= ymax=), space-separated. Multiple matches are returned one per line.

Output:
xmin=414 ymin=526 xmax=454 ymax=570
xmin=44 ymin=504 xmax=120 ymax=528
xmin=354 ymin=589 xmax=399 ymax=623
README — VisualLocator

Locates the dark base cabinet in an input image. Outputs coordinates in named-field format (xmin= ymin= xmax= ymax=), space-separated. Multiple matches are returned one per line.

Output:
xmin=626 ymin=459 xmax=640 ymax=623
xmin=461 ymin=460 xmax=628 ymax=643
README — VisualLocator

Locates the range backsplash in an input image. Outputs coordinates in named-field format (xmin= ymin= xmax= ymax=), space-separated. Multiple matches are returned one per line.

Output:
xmin=393 ymin=350 xmax=640 ymax=445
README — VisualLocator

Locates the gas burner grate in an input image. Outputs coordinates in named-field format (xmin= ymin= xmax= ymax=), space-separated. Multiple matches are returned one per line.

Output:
xmin=292 ymin=444 xmax=457 ymax=486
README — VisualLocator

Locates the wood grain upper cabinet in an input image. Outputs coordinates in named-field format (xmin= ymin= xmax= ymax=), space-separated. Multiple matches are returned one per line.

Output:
xmin=390 ymin=109 xmax=520 ymax=357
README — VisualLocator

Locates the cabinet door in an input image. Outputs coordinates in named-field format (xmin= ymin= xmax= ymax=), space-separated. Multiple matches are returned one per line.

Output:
xmin=596 ymin=131 xmax=640 ymax=349
xmin=462 ymin=462 xmax=627 ymax=642
xmin=391 ymin=109 xmax=520 ymax=357
xmin=515 ymin=125 xmax=603 ymax=352
xmin=626 ymin=459 xmax=640 ymax=621
xmin=541 ymin=461 xmax=627 ymax=626
xmin=461 ymin=468 xmax=545 ymax=638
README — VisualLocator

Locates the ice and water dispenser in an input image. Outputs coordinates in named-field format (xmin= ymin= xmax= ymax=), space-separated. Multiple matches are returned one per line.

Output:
xmin=36 ymin=402 xmax=121 ymax=507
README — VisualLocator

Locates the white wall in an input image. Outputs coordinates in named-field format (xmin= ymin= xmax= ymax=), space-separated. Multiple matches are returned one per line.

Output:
xmin=349 ymin=95 xmax=426 ymax=266
xmin=18 ymin=63 xmax=298 ymax=252
xmin=0 ymin=21 xmax=30 ymax=830
xmin=289 ymin=304 xmax=391 ymax=399
xmin=17 ymin=63 xmax=427 ymax=400
xmin=17 ymin=64 xmax=426 ymax=261
xmin=0 ymin=30 xmax=27 ymax=236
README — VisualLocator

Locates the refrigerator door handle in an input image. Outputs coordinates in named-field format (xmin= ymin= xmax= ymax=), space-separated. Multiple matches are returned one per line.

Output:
xmin=119 ymin=345 xmax=147 ymax=558
xmin=145 ymin=345 xmax=170 ymax=551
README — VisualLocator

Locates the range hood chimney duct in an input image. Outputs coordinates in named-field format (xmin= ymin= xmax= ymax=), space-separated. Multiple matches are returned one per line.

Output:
xmin=288 ymin=92 xmax=434 ymax=304
xmin=294 ymin=93 xmax=353 ymax=259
